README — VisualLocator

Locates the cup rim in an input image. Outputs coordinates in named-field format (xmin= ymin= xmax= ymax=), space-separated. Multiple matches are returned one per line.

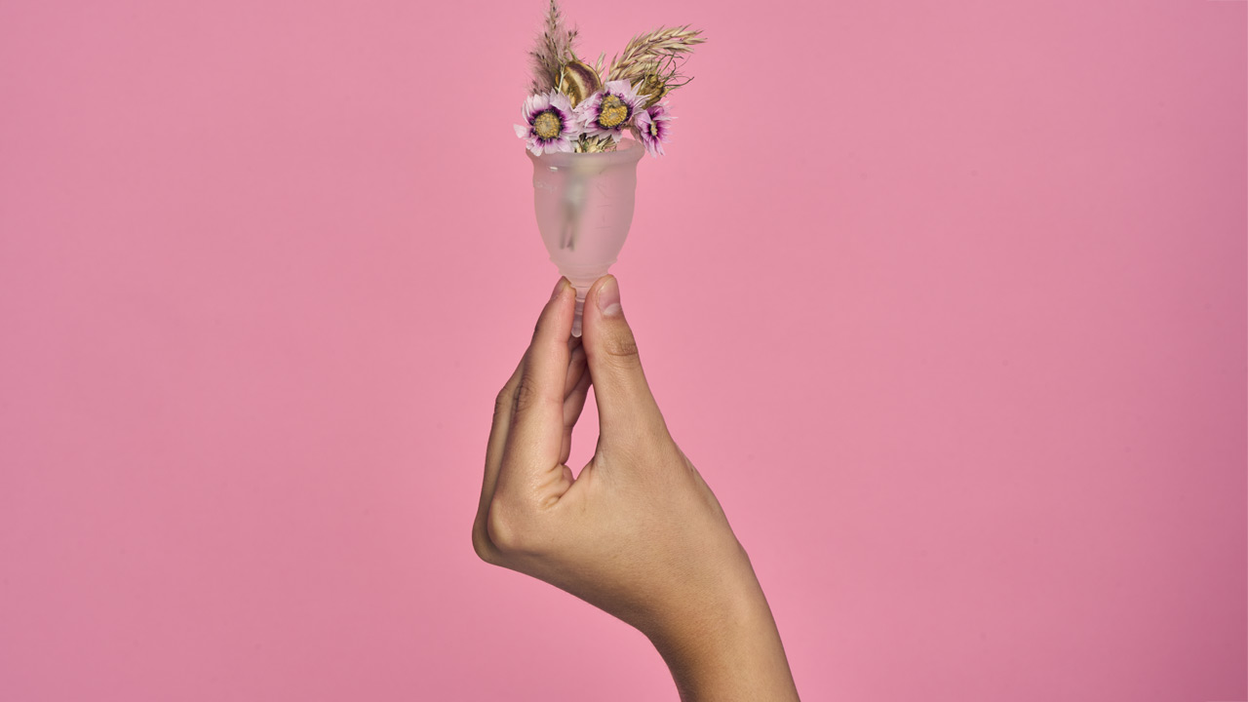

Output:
xmin=526 ymin=138 xmax=644 ymax=167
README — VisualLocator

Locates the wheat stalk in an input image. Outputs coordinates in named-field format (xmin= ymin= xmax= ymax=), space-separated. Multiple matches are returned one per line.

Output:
xmin=607 ymin=26 xmax=705 ymax=85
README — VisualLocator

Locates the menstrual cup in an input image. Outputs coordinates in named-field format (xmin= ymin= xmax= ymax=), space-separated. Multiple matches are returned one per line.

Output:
xmin=528 ymin=138 xmax=644 ymax=336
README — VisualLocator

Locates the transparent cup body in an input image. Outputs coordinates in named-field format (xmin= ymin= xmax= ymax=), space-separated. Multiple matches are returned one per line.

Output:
xmin=528 ymin=139 xmax=643 ymax=336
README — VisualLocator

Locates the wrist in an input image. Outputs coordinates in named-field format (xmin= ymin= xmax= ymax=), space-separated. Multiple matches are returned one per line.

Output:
xmin=647 ymin=569 xmax=800 ymax=702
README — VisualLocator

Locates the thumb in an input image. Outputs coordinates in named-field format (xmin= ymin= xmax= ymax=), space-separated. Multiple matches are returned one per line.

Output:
xmin=582 ymin=275 xmax=666 ymax=440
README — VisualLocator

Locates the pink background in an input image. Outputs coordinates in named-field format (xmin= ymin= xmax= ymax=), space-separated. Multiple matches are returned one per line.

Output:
xmin=1 ymin=0 xmax=1244 ymax=700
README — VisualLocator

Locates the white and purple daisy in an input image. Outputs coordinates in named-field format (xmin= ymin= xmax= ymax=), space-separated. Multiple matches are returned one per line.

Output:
xmin=633 ymin=101 xmax=673 ymax=158
xmin=515 ymin=90 xmax=582 ymax=156
xmin=576 ymin=80 xmax=643 ymax=143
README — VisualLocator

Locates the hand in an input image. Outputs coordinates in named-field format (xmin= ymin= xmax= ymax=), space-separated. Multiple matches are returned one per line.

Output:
xmin=472 ymin=276 xmax=800 ymax=701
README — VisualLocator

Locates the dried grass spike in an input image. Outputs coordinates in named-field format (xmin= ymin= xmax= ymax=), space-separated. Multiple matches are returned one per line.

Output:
xmin=607 ymin=25 xmax=705 ymax=84
xmin=528 ymin=0 xmax=580 ymax=94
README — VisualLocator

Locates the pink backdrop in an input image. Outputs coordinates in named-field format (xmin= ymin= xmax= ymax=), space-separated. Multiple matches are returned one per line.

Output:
xmin=1 ymin=1 xmax=1244 ymax=700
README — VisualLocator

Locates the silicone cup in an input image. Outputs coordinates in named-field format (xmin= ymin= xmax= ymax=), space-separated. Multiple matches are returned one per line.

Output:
xmin=528 ymin=139 xmax=644 ymax=336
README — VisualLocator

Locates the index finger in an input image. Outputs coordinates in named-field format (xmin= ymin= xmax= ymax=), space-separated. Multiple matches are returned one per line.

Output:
xmin=495 ymin=278 xmax=577 ymax=498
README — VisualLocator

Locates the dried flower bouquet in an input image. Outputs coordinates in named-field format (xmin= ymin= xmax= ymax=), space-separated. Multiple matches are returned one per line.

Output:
xmin=514 ymin=0 xmax=704 ymax=158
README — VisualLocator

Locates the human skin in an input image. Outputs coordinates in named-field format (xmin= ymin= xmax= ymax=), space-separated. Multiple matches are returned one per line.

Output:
xmin=472 ymin=275 xmax=801 ymax=701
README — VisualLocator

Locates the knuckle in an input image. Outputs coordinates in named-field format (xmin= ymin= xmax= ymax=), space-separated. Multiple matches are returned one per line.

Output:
xmin=485 ymin=495 xmax=555 ymax=558
xmin=512 ymin=374 xmax=540 ymax=417
xmin=472 ymin=524 xmax=501 ymax=565
xmin=485 ymin=500 xmax=525 ymax=555
xmin=601 ymin=330 xmax=641 ymax=367
xmin=493 ymin=386 xmax=512 ymax=420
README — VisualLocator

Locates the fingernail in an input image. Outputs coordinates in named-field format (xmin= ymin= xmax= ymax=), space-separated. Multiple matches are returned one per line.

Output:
xmin=550 ymin=277 xmax=567 ymax=301
xmin=597 ymin=276 xmax=621 ymax=317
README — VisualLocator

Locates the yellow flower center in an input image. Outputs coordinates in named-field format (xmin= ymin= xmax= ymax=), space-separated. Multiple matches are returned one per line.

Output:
xmin=648 ymin=120 xmax=660 ymax=137
xmin=598 ymin=95 xmax=629 ymax=129
xmin=534 ymin=111 xmax=561 ymax=139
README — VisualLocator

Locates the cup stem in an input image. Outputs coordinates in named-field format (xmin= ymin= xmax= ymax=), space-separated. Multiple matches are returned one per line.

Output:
xmin=572 ymin=289 xmax=586 ymax=338
xmin=563 ymin=271 xmax=607 ymax=338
